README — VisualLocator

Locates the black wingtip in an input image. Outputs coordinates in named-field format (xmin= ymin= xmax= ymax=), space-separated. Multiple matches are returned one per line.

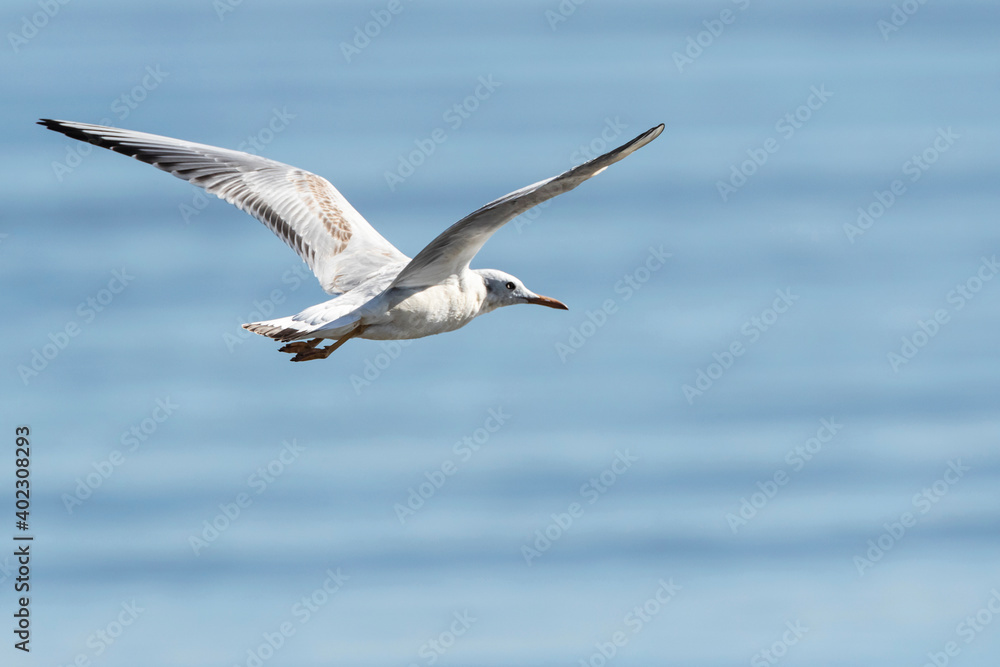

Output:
xmin=590 ymin=122 xmax=664 ymax=168
xmin=637 ymin=123 xmax=665 ymax=144
xmin=37 ymin=119 xmax=109 ymax=147
xmin=38 ymin=118 xmax=70 ymax=134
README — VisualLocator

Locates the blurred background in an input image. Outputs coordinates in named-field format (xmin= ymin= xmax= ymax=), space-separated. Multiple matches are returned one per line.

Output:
xmin=2 ymin=1 xmax=999 ymax=665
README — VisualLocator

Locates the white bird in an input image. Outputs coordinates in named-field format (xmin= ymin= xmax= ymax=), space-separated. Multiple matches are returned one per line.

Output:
xmin=40 ymin=119 xmax=663 ymax=361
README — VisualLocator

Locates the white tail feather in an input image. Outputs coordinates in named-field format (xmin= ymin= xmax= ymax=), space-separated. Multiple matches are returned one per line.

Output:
xmin=242 ymin=317 xmax=314 ymax=342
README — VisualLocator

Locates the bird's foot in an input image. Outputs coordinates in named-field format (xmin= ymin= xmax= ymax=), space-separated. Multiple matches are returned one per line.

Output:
xmin=285 ymin=335 xmax=357 ymax=362
xmin=280 ymin=325 xmax=364 ymax=362
xmin=289 ymin=346 xmax=335 ymax=362
xmin=278 ymin=338 xmax=322 ymax=355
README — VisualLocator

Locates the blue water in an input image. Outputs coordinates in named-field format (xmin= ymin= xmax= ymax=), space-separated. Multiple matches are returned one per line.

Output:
xmin=3 ymin=1 xmax=1000 ymax=665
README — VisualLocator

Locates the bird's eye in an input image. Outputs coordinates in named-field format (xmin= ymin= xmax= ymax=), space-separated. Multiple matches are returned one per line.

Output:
xmin=505 ymin=281 xmax=516 ymax=290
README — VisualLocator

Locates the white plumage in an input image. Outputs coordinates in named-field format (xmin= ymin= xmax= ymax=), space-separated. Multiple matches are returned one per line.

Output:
xmin=40 ymin=118 xmax=663 ymax=361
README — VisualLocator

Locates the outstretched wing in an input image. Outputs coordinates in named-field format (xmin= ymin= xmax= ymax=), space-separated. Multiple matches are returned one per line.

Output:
xmin=390 ymin=124 xmax=664 ymax=289
xmin=38 ymin=119 xmax=408 ymax=294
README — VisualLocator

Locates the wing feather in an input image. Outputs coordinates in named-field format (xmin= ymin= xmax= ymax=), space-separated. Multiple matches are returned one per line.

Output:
xmin=390 ymin=124 xmax=664 ymax=289
xmin=38 ymin=119 xmax=408 ymax=294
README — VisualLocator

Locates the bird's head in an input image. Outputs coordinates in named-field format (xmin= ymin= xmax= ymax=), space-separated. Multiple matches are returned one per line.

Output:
xmin=476 ymin=269 xmax=568 ymax=313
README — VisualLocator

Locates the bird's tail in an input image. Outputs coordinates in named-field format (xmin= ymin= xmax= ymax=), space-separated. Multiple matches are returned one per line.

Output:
xmin=244 ymin=295 xmax=366 ymax=344
xmin=242 ymin=316 xmax=316 ymax=342
xmin=243 ymin=308 xmax=363 ymax=343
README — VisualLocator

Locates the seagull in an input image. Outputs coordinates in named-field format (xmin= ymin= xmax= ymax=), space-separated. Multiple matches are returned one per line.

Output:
xmin=39 ymin=119 xmax=663 ymax=361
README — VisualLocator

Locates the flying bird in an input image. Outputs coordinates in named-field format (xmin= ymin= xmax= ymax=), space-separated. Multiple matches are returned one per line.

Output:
xmin=39 ymin=118 xmax=663 ymax=361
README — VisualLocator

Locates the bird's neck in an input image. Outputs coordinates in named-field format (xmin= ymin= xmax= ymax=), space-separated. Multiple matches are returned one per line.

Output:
xmin=469 ymin=271 xmax=500 ymax=316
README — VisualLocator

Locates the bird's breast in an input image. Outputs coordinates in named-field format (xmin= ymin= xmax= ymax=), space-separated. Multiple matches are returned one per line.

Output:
xmin=361 ymin=279 xmax=487 ymax=340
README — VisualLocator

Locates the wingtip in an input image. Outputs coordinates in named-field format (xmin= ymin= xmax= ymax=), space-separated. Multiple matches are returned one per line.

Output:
xmin=611 ymin=123 xmax=664 ymax=158
xmin=36 ymin=119 xmax=113 ymax=146
xmin=37 ymin=118 xmax=74 ymax=134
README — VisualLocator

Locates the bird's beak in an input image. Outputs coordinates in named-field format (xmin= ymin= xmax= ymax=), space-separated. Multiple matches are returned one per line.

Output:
xmin=526 ymin=294 xmax=569 ymax=310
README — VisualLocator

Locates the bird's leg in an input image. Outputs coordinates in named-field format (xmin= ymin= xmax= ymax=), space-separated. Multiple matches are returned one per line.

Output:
xmin=289 ymin=325 xmax=365 ymax=362
xmin=290 ymin=337 xmax=349 ymax=362
xmin=278 ymin=338 xmax=322 ymax=355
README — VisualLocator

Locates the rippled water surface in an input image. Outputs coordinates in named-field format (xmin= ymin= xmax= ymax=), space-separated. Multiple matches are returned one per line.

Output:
xmin=2 ymin=1 xmax=999 ymax=665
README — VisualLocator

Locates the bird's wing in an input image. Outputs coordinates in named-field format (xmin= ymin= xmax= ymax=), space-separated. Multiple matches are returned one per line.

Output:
xmin=389 ymin=124 xmax=664 ymax=289
xmin=38 ymin=119 xmax=409 ymax=295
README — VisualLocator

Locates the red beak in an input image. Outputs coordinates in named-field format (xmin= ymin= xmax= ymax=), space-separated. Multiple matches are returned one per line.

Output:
xmin=527 ymin=295 xmax=568 ymax=310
